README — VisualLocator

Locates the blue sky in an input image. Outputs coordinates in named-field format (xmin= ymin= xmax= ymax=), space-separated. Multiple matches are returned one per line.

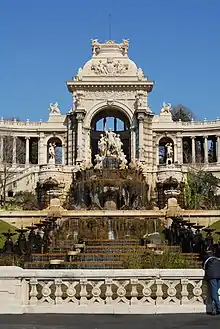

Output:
xmin=0 ymin=0 xmax=219 ymax=121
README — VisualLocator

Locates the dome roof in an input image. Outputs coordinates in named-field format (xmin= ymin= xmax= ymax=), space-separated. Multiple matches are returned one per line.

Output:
xmin=73 ymin=40 xmax=148 ymax=83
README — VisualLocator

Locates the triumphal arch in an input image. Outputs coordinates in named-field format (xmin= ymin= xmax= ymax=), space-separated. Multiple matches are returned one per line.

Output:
xmin=1 ymin=39 xmax=220 ymax=209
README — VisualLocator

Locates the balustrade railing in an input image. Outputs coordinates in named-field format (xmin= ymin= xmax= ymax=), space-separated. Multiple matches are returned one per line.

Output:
xmin=0 ymin=267 xmax=208 ymax=314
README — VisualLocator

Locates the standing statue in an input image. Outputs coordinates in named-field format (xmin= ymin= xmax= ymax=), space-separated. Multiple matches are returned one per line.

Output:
xmin=165 ymin=143 xmax=173 ymax=165
xmin=115 ymin=134 xmax=123 ymax=156
xmin=49 ymin=102 xmax=60 ymax=115
xmin=135 ymin=93 xmax=142 ymax=108
xmin=137 ymin=68 xmax=144 ymax=81
xmin=74 ymin=67 xmax=83 ymax=81
xmin=105 ymin=129 xmax=116 ymax=155
xmin=48 ymin=142 xmax=56 ymax=164
xmin=98 ymin=134 xmax=107 ymax=157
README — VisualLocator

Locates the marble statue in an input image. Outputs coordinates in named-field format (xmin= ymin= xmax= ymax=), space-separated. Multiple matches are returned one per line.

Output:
xmin=165 ymin=143 xmax=173 ymax=165
xmin=74 ymin=91 xmax=84 ymax=108
xmin=135 ymin=93 xmax=142 ymax=108
xmin=119 ymin=153 xmax=128 ymax=169
xmin=115 ymin=134 xmax=123 ymax=156
xmin=105 ymin=129 xmax=117 ymax=155
xmin=94 ymin=130 xmax=127 ymax=169
xmin=137 ymin=68 xmax=144 ymax=81
xmin=74 ymin=67 xmax=83 ymax=81
xmin=49 ymin=102 xmax=60 ymax=115
xmin=48 ymin=142 xmax=56 ymax=164
xmin=161 ymin=102 xmax=172 ymax=114
xmin=94 ymin=154 xmax=103 ymax=170
xmin=98 ymin=134 xmax=107 ymax=157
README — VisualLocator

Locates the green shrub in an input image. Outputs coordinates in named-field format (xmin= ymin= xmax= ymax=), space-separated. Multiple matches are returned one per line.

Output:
xmin=123 ymin=249 xmax=196 ymax=269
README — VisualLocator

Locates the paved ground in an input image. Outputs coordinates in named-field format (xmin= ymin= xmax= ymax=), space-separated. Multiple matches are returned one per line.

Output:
xmin=0 ymin=314 xmax=218 ymax=329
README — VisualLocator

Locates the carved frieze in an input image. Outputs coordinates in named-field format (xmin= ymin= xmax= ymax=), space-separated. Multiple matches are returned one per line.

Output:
xmin=84 ymin=90 xmax=135 ymax=100
xmin=91 ymin=58 xmax=128 ymax=75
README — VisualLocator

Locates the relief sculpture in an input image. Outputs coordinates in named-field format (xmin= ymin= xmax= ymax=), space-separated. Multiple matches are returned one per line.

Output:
xmin=91 ymin=58 xmax=128 ymax=75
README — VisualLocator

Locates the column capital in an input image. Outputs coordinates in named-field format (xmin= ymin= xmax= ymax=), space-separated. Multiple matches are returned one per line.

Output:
xmin=130 ymin=125 xmax=136 ymax=131
xmin=76 ymin=112 xmax=85 ymax=122
xmin=137 ymin=113 xmax=145 ymax=121
xmin=76 ymin=109 xmax=86 ymax=119
xmin=25 ymin=136 xmax=30 ymax=140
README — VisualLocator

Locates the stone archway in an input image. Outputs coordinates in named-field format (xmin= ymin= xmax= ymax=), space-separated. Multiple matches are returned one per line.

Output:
xmin=36 ymin=177 xmax=59 ymax=209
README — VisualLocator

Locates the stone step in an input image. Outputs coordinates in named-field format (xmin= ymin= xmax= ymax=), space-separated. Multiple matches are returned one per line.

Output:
xmin=24 ymin=260 xmax=123 ymax=269
xmin=84 ymin=239 xmax=140 ymax=246
xmin=55 ymin=239 xmax=140 ymax=248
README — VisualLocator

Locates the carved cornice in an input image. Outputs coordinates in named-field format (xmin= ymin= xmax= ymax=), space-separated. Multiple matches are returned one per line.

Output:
xmin=67 ymin=81 xmax=154 ymax=93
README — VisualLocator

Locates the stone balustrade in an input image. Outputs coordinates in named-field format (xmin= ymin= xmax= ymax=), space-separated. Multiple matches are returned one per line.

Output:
xmin=0 ymin=267 xmax=209 ymax=314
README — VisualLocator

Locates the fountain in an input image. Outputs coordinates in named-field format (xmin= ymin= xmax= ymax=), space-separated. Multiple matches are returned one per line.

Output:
xmin=67 ymin=132 xmax=149 ymax=211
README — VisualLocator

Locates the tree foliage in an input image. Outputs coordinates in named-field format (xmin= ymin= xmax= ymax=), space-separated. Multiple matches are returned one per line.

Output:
xmin=172 ymin=104 xmax=195 ymax=122
xmin=0 ymin=134 xmax=24 ymax=206
xmin=123 ymin=249 xmax=195 ymax=269
xmin=184 ymin=169 xmax=220 ymax=209
xmin=9 ymin=191 xmax=39 ymax=210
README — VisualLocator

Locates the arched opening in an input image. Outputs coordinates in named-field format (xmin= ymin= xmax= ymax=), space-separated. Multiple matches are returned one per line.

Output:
xmin=91 ymin=108 xmax=130 ymax=163
xmin=158 ymin=137 xmax=174 ymax=165
xmin=47 ymin=137 xmax=63 ymax=164
xmin=157 ymin=177 xmax=184 ymax=209
xmin=36 ymin=177 xmax=59 ymax=209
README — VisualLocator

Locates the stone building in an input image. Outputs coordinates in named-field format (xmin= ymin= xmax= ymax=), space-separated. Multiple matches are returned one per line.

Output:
xmin=0 ymin=39 xmax=219 ymax=208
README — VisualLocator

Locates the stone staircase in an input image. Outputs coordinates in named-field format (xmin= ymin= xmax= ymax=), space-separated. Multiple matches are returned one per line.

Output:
xmin=24 ymin=238 xmax=201 ymax=270
xmin=6 ymin=165 xmax=39 ymax=191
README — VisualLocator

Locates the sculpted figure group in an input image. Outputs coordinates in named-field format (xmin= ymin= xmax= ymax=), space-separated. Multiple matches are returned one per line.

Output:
xmin=95 ymin=129 xmax=127 ymax=170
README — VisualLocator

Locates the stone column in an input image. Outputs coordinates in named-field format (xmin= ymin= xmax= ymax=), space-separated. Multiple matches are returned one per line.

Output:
xmin=0 ymin=136 xmax=3 ymax=163
xmin=174 ymin=143 xmax=178 ymax=163
xmin=38 ymin=133 xmax=46 ymax=165
xmin=12 ymin=136 xmax=17 ymax=165
xmin=217 ymin=136 xmax=220 ymax=163
xmin=84 ymin=127 xmax=91 ymax=164
xmin=204 ymin=136 xmax=208 ymax=164
xmin=176 ymin=136 xmax=183 ymax=164
xmin=191 ymin=136 xmax=195 ymax=163
xmin=62 ymin=145 xmax=65 ymax=165
xmin=25 ymin=136 xmax=30 ymax=166
xmin=130 ymin=126 xmax=136 ymax=162
xmin=137 ymin=114 xmax=144 ymax=162
xmin=76 ymin=113 xmax=84 ymax=163
xmin=156 ymin=143 xmax=159 ymax=165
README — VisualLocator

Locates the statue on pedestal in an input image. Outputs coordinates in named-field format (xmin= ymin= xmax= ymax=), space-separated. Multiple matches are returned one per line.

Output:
xmin=161 ymin=102 xmax=172 ymax=114
xmin=49 ymin=102 xmax=60 ymax=115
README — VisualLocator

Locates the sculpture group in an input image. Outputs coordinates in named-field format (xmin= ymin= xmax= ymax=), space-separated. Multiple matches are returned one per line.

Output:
xmin=94 ymin=129 xmax=127 ymax=169
xmin=49 ymin=102 xmax=60 ymax=115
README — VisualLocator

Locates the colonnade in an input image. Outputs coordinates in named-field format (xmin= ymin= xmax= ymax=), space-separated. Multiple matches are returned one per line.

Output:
xmin=0 ymin=135 xmax=64 ymax=166
xmin=188 ymin=135 xmax=218 ymax=164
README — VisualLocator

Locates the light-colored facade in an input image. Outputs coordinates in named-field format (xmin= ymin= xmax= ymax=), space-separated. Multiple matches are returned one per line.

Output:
xmin=1 ymin=39 xmax=220 ymax=207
